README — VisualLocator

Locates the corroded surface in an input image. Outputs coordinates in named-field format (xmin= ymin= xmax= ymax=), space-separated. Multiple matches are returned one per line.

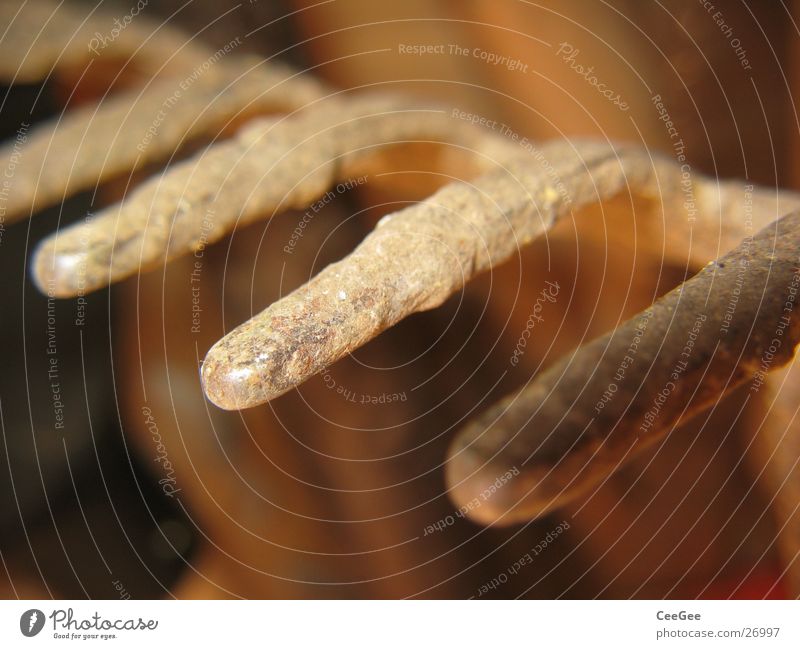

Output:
xmin=2 ymin=57 xmax=328 ymax=220
xmin=7 ymin=7 xmax=800 ymax=572
xmin=32 ymin=94 xmax=491 ymax=297
xmin=199 ymin=143 xmax=800 ymax=410
xmin=447 ymin=211 xmax=800 ymax=525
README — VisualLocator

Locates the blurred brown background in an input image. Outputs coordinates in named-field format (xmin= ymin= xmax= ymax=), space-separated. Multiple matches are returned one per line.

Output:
xmin=1 ymin=0 xmax=799 ymax=599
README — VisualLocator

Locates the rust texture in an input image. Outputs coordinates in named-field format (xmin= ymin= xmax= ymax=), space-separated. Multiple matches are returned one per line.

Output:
xmin=447 ymin=211 xmax=800 ymax=525
xmin=6 ymin=6 xmax=800 ymax=569
xmin=199 ymin=142 xmax=642 ymax=408
xmin=32 ymin=94 xmax=492 ymax=297
xmin=198 ymin=146 xmax=799 ymax=410
xmin=1 ymin=56 xmax=328 ymax=221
